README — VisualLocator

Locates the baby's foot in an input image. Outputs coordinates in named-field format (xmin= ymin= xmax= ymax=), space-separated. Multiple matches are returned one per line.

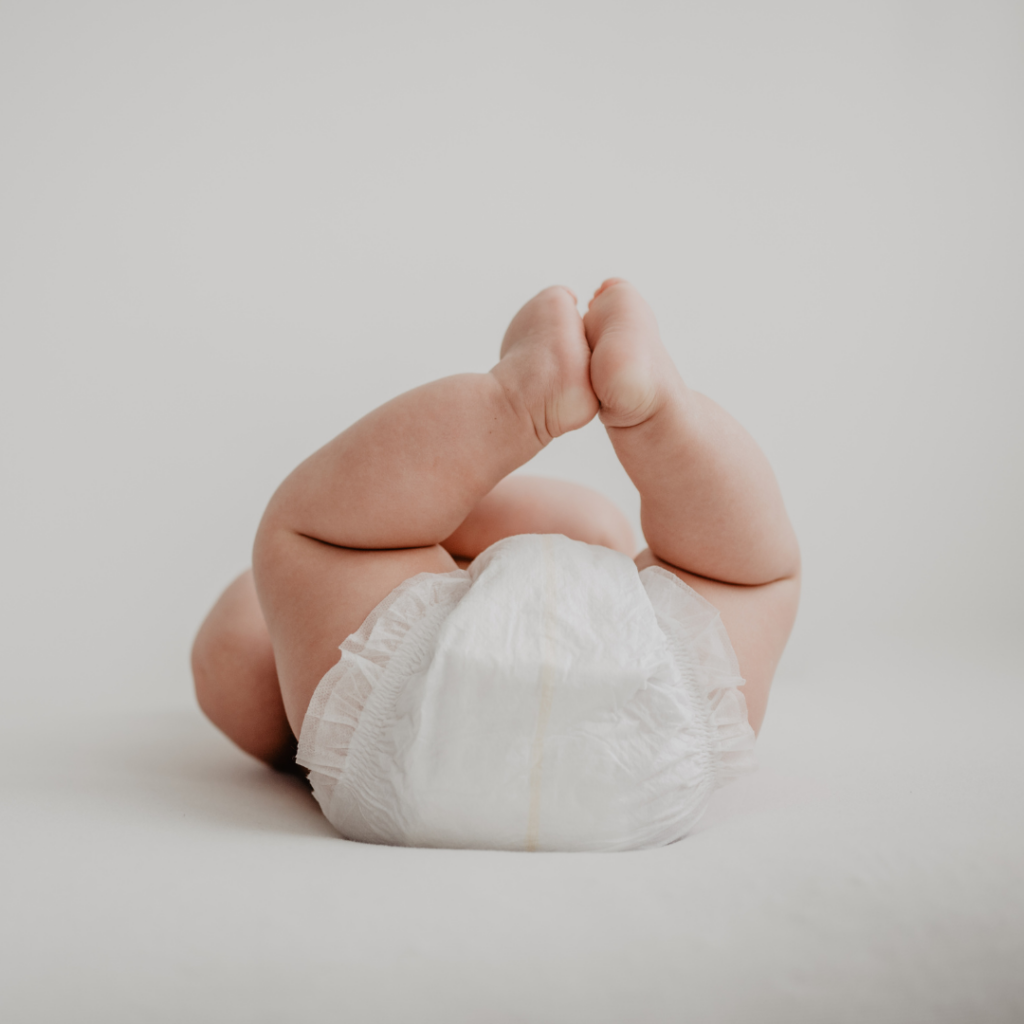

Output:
xmin=582 ymin=279 xmax=684 ymax=429
xmin=491 ymin=286 xmax=599 ymax=444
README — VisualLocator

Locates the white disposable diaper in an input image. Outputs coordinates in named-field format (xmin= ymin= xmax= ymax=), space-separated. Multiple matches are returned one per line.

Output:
xmin=296 ymin=533 xmax=756 ymax=852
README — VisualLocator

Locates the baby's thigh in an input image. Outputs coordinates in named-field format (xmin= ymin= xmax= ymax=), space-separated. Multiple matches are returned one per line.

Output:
xmin=253 ymin=528 xmax=457 ymax=736
xmin=443 ymin=475 xmax=635 ymax=558
xmin=192 ymin=569 xmax=295 ymax=768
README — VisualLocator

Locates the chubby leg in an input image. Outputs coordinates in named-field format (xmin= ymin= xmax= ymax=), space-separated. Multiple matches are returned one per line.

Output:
xmin=191 ymin=570 xmax=296 ymax=771
xmin=254 ymin=286 xmax=598 ymax=740
xmin=193 ymin=473 xmax=633 ymax=768
xmin=583 ymin=279 xmax=801 ymax=732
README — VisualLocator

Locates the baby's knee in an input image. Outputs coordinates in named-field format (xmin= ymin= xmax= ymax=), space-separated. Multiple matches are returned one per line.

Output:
xmin=191 ymin=573 xmax=277 ymax=725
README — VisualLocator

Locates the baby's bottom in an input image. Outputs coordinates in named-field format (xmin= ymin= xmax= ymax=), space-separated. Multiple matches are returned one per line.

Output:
xmin=191 ymin=475 xmax=634 ymax=767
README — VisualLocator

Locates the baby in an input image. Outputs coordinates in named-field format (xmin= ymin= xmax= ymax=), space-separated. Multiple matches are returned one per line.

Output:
xmin=192 ymin=280 xmax=800 ymax=851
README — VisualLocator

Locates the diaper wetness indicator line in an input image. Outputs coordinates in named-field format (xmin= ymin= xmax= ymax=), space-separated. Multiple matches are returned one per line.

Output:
xmin=525 ymin=534 xmax=559 ymax=852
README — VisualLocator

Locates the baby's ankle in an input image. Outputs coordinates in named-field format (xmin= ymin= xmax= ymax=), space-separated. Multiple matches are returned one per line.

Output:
xmin=488 ymin=361 xmax=553 ymax=448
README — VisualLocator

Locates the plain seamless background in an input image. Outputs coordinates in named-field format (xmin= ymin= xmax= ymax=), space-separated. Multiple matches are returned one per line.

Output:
xmin=1 ymin=2 xmax=1023 ymax=1021
xmin=2 ymin=1 xmax=1022 ymax=703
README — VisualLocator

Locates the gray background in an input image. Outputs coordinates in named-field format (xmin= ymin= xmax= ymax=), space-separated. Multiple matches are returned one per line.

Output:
xmin=2 ymin=3 xmax=1022 ymax=1022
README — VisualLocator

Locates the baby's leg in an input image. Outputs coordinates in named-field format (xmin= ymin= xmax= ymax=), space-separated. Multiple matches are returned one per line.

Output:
xmin=193 ymin=471 xmax=630 ymax=767
xmin=583 ymin=279 xmax=801 ymax=731
xmin=255 ymin=286 xmax=598 ymax=737
xmin=191 ymin=570 xmax=296 ymax=770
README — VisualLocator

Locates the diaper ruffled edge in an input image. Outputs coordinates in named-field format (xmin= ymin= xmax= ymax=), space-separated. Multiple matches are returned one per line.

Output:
xmin=295 ymin=569 xmax=472 ymax=806
xmin=639 ymin=566 xmax=757 ymax=788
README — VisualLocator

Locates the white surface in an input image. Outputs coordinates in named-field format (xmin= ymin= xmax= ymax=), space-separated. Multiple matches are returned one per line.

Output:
xmin=3 ymin=642 xmax=1022 ymax=1022
xmin=2 ymin=3 xmax=1023 ymax=1021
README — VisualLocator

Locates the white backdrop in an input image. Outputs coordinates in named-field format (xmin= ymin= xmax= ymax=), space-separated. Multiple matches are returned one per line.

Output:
xmin=4 ymin=6 xmax=1024 ymax=1023
xmin=2 ymin=3 xmax=1022 ymax=696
